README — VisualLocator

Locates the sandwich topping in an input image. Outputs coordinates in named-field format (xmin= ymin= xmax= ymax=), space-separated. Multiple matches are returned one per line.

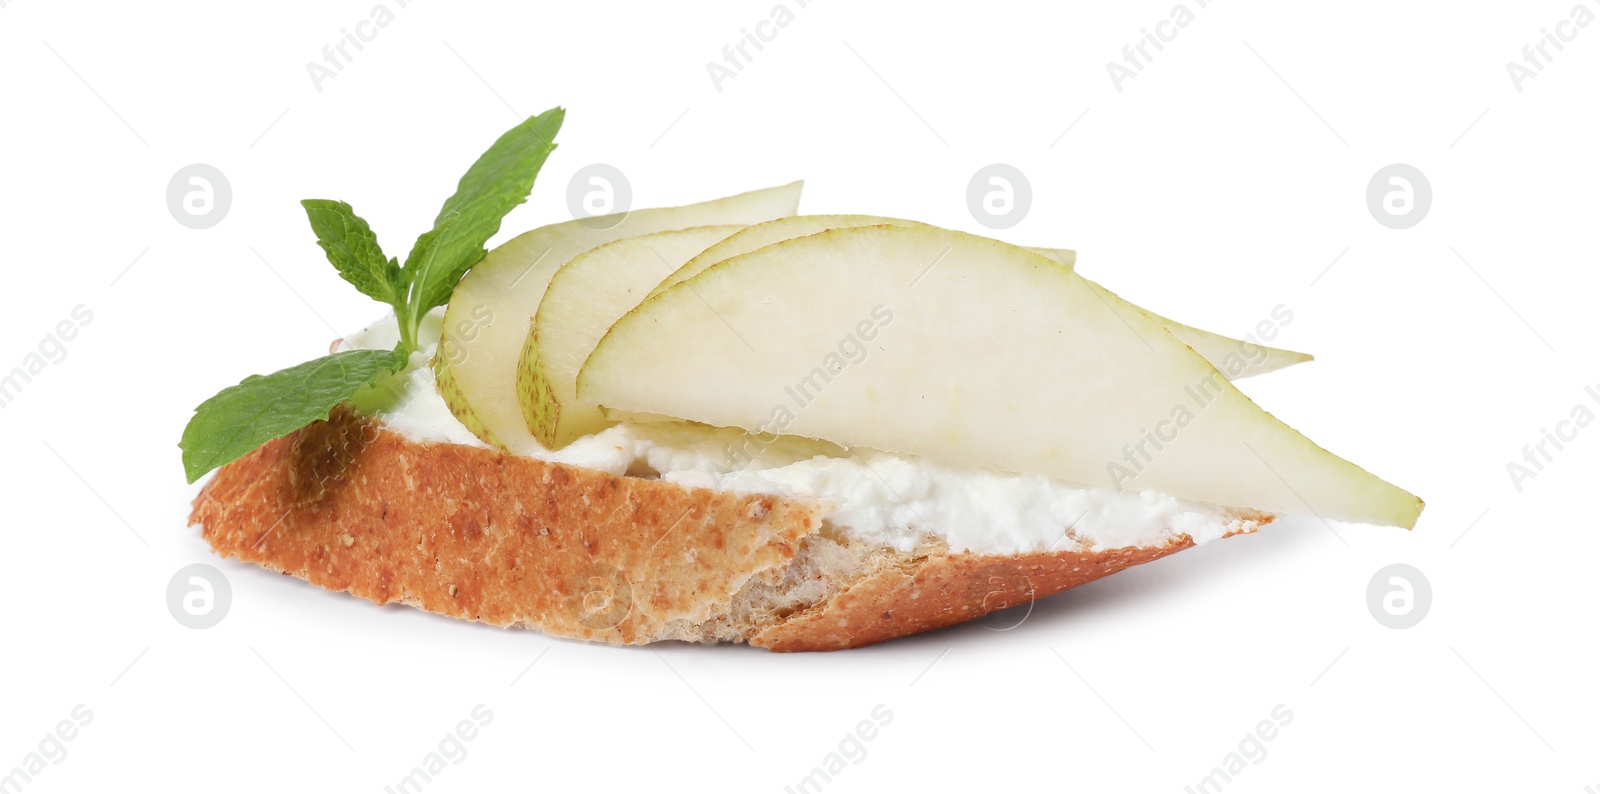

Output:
xmin=342 ymin=311 xmax=1261 ymax=556
xmin=182 ymin=107 xmax=1418 ymax=564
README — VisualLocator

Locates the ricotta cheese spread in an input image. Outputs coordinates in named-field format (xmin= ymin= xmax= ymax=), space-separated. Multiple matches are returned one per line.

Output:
xmin=340 ymin=312 xmax=1253 ymax=555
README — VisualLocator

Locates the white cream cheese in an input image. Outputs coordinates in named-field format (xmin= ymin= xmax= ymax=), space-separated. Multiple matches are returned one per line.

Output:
xmin=340 ymin=312 xmax=1255 ymax=555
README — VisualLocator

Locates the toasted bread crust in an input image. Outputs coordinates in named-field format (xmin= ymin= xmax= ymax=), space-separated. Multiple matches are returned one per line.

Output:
xmin=750 ymin=543 xmax=1192 ymax=651
xmin=190 ymin=411 xmax=1263 ymax=650
xmin=191 ymin=409 xmax=822 ymax=644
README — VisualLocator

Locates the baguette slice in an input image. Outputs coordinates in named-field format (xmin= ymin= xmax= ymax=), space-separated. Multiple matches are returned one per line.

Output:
xmin=190 ymin=409 xmax=1270 ymax=651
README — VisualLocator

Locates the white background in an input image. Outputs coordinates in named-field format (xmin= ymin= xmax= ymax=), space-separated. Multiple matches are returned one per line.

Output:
xmin=2 ymin=1 xmax=1597 ymax=792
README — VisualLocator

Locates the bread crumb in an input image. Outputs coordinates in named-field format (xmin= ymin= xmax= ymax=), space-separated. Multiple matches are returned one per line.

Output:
xmin=340 ymin=533 xmax=354 ymax=547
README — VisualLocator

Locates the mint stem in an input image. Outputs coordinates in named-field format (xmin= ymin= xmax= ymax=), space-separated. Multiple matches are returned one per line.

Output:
xmin=396 ymin=304 xmax=418 ymax=356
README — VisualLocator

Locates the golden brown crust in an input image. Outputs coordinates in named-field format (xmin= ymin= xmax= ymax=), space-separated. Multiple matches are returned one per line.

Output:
xmin=750 ymin=543 xmax=1194 ymax=651
xmin=190 ymin=409 xmax=822 ymax=644
xmin=190 ymin=410 xmax=1264 ymax=650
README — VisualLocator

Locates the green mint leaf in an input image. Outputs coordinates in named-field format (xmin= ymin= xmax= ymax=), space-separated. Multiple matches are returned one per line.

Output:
xmin=301 ymin=199 xmax=402 ymax=305
xmin=404 ymin=107 xmax=565 ymax=317
xmin=401 ymin=212 xmax=462 ymax=313
xmin=179 ymin=347 xmax=408 ymax=483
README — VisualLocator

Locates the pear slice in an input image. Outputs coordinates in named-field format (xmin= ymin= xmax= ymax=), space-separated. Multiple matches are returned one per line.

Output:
xmin=1023 ymin=246 xmax=1077 ymax=268
xmin=435 ymin=182 xmax=802 ymax=452
xmin=1135 ymin=305 xmax=1310 ymax=378
xmin=520 ymin=225 xmax=746 ymax=447
xmin=1027 ymin=247 xmax=1310 ymax=378
xmin=648 ymin=215 xmax=929 ymax=299
xmin=654 ymin=215 xmax=1310 ymax=380
xmin=578 ymin=224 xmax=1421 ymax=527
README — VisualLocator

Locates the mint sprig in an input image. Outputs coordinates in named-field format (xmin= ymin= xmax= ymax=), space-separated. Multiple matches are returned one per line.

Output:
xmin=179 ymin=107 xmax=565 ymax=483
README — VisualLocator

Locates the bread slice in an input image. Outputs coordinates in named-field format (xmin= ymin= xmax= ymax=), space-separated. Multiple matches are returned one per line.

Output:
xmin=189 ymin=408 xmax=1270 ymax=650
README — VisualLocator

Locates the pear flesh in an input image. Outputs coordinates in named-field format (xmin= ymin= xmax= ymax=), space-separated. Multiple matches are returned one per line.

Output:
xmin=578 ymin=224 xmax=1421 ymax=528
xmin=434 ymin=182 xmax=802 ymax=452
xmin=520 ymin=225 xmax=746 ymax=447
xmin=649 ymin=215 xmax=929 ymax=300
xmin=656 ymin=215 xmax=1310 ymax=380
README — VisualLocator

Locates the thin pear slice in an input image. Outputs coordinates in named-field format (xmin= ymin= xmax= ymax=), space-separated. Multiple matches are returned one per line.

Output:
xmin=655 ymin=215 xmax=1310 ymax=379
xmin=579 ymin=225 xmax=1421 ymax=528
xmin=1024 ymin=246 xmax=1077 ymax=268
xmin=648 ymin=215 xmax=928 ymax=299
xmin=1027 ymin=247 xmax=1312 ymax=378
xmin=1137 ymin=305 xmax=1310 ymax=378
xmin=520 ymin=225 xmax=746 ymax=447
xmin=435 ymin=181 xmax=802 ymax=452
